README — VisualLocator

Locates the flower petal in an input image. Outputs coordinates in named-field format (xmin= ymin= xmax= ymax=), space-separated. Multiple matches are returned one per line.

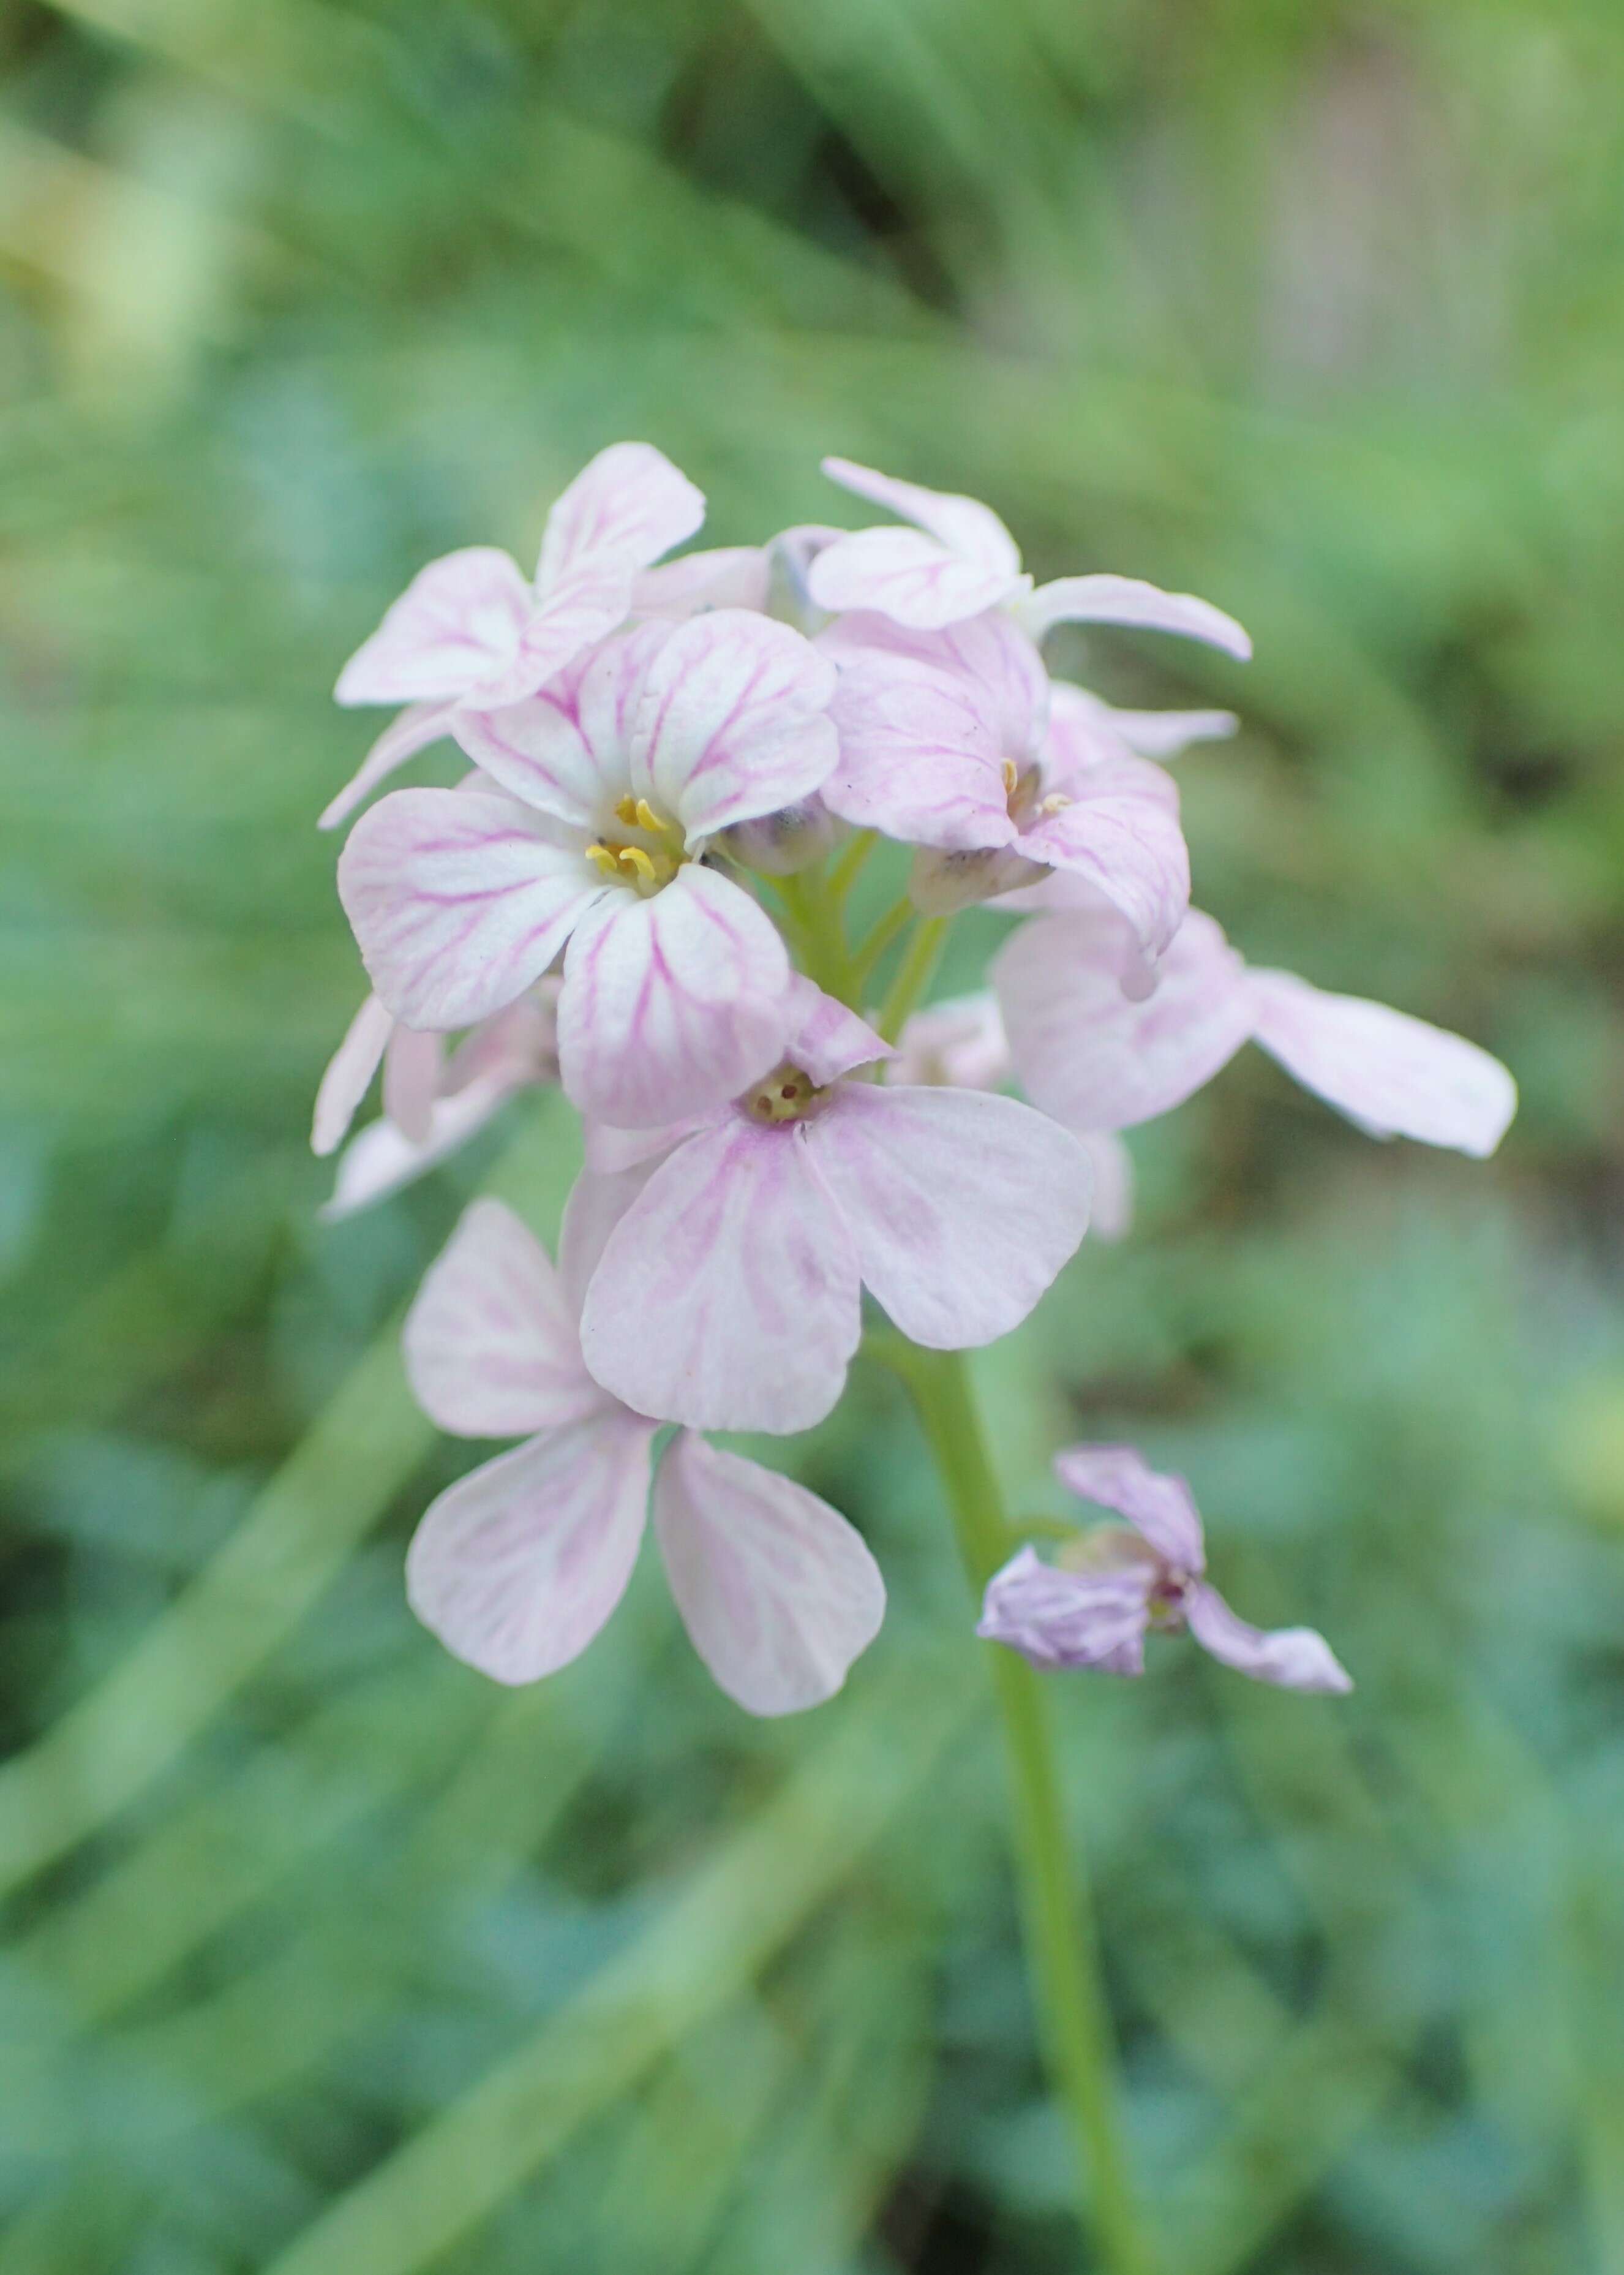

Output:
xmin=1078 ymin=1131 xmax=1135 ymax=1242
xmin=819 ymin=458 xmax=1023 ymax=579
xmin=1052 ymin=1444 xmax=1205 ymax=1571
xmin=320 ymin=700 xmax=460 ymax=831
xmin=631 ymin=611 xmax=838 ymax=841
xmin=822 ymin=646 xmax=1014 ymax=850
xmin=634 ymin=546 xmax=771 ymax=619
xmin=453 ymin=687 xmax=609 ymax=832
xmin=404 ymin=1198 xmax=605 ymax=1435
xmin=977 ymin=1547 xmax=1152 ymax=1675
xmin=380 ymin=1021 xmax=443 ymax=1145
xmin=335 ymin=549 xmax=530 ymax=706
xmin=783 ymin=976 xmax=892 ymax=1085
xmin=1246 ymin=971 xmax=1516 ymax=1156
xmin=311 ymin=993 xmax=393 ymax=1156
xmin=653 ymin=1435 xmax=885 ymax=1714
xmin=405 ymin=1415 xmax=655 ymax=1685
xmin=557 ymin=864 xmax=790 ymax=1127
xmin=808 ymin=527 xmax=1024 ymax=632
xmin=472 ymin=554 xmax=639 ymax=710
xmin=1017 ymin=575 xmax=1252 ymax=660
xmin=1184 ymin=1582 xmax=1352 ymax=1694
xmin=536 ymin=442 xmax=705 ymax=587
xmin=994 ymin=908 xmax=1254 ymax=1131
xmin=805 ymin=1084 xmax=1090 ymax=1349
xmin=1013 ymin=756 xmax=1189 ymax=960
xmin=320 ymin=1077 xmax=519 ymax=1221
xmin=578 ymin=1118 xmax=862 ymax=1432
xmin=890 ymin=992 xmax=1010 ymax=1092
xmin=337 ymin=787 xmax=604 ymax=1031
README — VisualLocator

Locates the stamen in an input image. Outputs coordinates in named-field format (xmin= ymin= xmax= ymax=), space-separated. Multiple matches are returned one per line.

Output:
xmin=617 ymin=845 xmax=658 ymax=883
xmin=1038 ymin=792 xmax=1072 ymax=816
xmin=1001 ymin=757 xmax=1019 ymax=797
xmin=612 ymin=793 xmax=641 ymax=828
xmin=584 ymin=843 xmax=621 ymax=878
xmin=634 ymin=798 xmax=666 ymax=835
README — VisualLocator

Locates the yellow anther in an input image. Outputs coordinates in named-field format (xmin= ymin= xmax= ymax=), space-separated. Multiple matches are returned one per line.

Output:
xmin=584 ymin=842 xmax=621 ymax=878
xmin=613 ymin=793 xmax=641 ymax=828
xmin=1001 ymin=757 xmax=1020 ymax=796
xmin=1039 ymin=791 xmax=1072 ymax=816
xmin=634 ymin=798 xmax=666 ymax=835
xmin=617 ymin=845 xmax=658 ymax=883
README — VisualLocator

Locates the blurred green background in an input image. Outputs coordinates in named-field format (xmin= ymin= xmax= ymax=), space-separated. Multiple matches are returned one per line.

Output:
xmin=3 ymin=1 xmax=1623 ymax=2268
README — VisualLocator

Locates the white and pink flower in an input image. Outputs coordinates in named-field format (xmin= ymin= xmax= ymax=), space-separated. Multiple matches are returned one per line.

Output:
xmin=336 ymin=611 xmax=839 ymax=1126
xmin=978 ymin=1445 xmax=1350 ymax=1692
xmin=571 ymin=982 xmax=1093 ymax=1434
xmin=807 ymin=458 xmax=1252 ymax=656
xmin=323 ymin=443 xmax=706 ymax=828
xmin=403 ymin=1198 xmax=885 ymax=1715
xmin=993 ymin=902 xmax=1516 ymax=1155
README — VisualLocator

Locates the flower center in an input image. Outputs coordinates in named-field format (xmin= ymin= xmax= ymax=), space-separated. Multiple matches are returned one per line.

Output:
xmin=584 ymin=795 xmax=686 ymax=896
xmin=1002 ymin=758 xmax=1070 ymax=828
xmin=742 ymin=1062 xmax=824 ymax=1125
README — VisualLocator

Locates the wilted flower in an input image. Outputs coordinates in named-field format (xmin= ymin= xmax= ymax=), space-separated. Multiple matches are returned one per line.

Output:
xmin=404 ymin=1198 xmax=885 ymax=1715
xmin=979 ymin=1445 xmax=1351 ymax=1692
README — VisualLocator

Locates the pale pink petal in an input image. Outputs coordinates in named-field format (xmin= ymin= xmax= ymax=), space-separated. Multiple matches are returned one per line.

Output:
xmin=405 ymin=1414 xmax=655 ymax=1685
xmin=630 ymin=611 xmax=838 ymax=842
xmin=557 ymin=1158 xmax=667 ymax=1319
xmin=337 ymin=788 xmax=606 ymax=1031
xmin=1017 ymin=575 xmax=1252 ymax=660
xmin=1078 ymin=1131 xmax=1135 ymax=1241
xmin=822 ymin=646 xmax=1014 ymax=851
xmin=977 ymin=1547 xmax=1153 ymax=1675
xmin=453 ymin=689 xmax=609 ymax=832
xmin=890 ymin=992 xmax=1010 ymax=1091
xmin=320 ymin=700 xmax=460 ymax=831
xmin=1091 ymin=702 xmax=1239 ymax=762
xmin=783 ymin=976 xmax=892 ymax=1085
xmin=381 ymin=1022 xmax=443 ymax=1145
xmin=805 ymin=1084 xmax=1090 ymax=1349
xmin=536 ymin=442 xmax=705 ymax=587
xmin=578 ymin=1119 xmax=862 ymax=1433
xmin=634 ymin=547 xmax=771 ymax=619
xmin=722 ymin=794 xmax=839 ymax=876
xmin=1246 ymin=971 xmax=1516 ymax=1156
xmin=442 ymin=986 xmax=560 ymax=1095
xmin=808 ymin=527 xmax=1023 ymax=632
xmin=653 ymin=1435 xmax=885 ymax=1714
xmin=471 ymin=554 xmax=639 ymax=710
xmin=319 ymin=1078 xmax=519 ymax=1221
xmin=909 ymin=843 xmax=1043 ymax=916
xmin=765 ymin=523 xmax=846 ymax=630
xmin=819 ymin=458 xmax=1023 ymax=579
xmin=311 ymin=993 xmax=393 ymax=1157
xmin=1052 ymin=1444 xmax=1205 ymax=1571
xmin=557 ymin=864 xmax=790 ymax=1127
xmin=1184 ymin=1582 xmax=1352 ymax=1694
xmin=1013 ymin=758 xmax=1190 ymax=959
xmin=1045 ymin=682 xmax=1231 ymax=776
xmin=403 ymin=1198 xmax=606 ymax=1435
xmin=824 ymin=609 xmax=1048 ymax=758
xmin=335 ymin=549 xmax=530 ymax=706
xmin=581 ymin=1116 xmax=709 ymax=1174
xmin=994 ymin=908 xmax=1254 ymax=1131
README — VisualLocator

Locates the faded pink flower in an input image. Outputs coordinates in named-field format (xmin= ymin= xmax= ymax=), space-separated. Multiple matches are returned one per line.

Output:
xmin=807 ymin=458 xmax=1251 ymax=655
xmin=993 ymin=903 xmax=1517 ymax=1155
xmin=979 ymin=1445 xmax=1350 ymax=1692
xmin=311 ymin=984 xmax=560 ymax=1219
xmin=572 ymin=981 xmax=1093 ymax=1433
xmin=323 ymin=443 xmax=705 ymax=829
xmin=821 ymin=611 xmax=1190 ymax=956
xmin=337 ymin=612 xmax=839 ymax=1126
xmin=403 ymin=1199 xmax=885 ymax=1714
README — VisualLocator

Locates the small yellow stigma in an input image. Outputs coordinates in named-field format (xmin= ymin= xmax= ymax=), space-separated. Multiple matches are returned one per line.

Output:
xmin=743 ymin=1063 xmax=823 ymax=1125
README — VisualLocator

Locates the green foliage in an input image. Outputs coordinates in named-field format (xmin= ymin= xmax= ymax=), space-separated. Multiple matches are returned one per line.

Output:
xmin=2 ymin=1 xmax=1623 ymax=2267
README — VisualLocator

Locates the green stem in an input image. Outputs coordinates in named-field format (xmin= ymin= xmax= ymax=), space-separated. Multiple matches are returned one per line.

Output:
xmin=876 ymin=916 xmax=946 ymax=1042
xmin=825 ymin=828 xmax=877 ymax=908
xmin=772 ymin=868 xmax=861 ymax=1008
xmin=869 ymin=1336 xmax=1155 ymax=2275
xmin=850 ymin=896 xmax=914 ymax=995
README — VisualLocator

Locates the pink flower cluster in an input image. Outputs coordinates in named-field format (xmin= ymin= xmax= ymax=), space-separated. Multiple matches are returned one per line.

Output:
xmin=315 ymin=444 xmax=1516 ymax=1710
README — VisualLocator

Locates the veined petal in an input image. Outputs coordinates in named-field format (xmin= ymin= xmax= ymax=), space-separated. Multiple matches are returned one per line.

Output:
xmin=822 ymin=647 xmax=1013 ymax=851
xmin=339 ymin=788 xmax=604 ymax=1031
xmin=320 ymin=1077 xmax=519 ymax=1221
xmin=1017 ymin=575 xmax=1252 ymax=660
xmin=631 ymin=611 xmax=838 ymax=842
xmin=557 ymin=865 xmax=790 ymax=1128
xmin=1185 ymin=1582 xmax=1352 ymax=1694
xmin=405 ymin=1415 xmax=655 ymax=1685
xmin=578 ymin=1118 xmax=862 ymax=1433
xmin=1013 ymin=760 xmax=1190 ymax=960
xmin=1053 ymin=1443 xmax=1205 ymax=1571
xmin=819 ymin=458 xmax=1023 ymax=578
xmin=784 ymin=976 xmax=892 ymax=1085
xmin=311 ymin=993 xmax=393 ymax=1157
xmin=653 ymin=1435 xmax=885 ymax=1715
xmin=977 ymin=1547 xmax=1153 ymax=1676
xmin=320 ymin=700 xmax=460 ymax=831
xmin=808 ymin=528 xmax=1024 ymax=632
xmin=634 ymin=546 xmax=771 ymax=619
xmin=806 ymin=1084 xmax=1090 ymax=1349
xmin=536 ymin=442 xmax=705 ymax=587
xmin=454 ymin=689 xmax=609 ymax=832
xmin=558 ymin=1159 xmax=665 ymax=1319
xmin=335 ymin=548 xmax=530 ymax=706
xmin=890 ymin=992 xmax=1010 ymax=1092
xmin=1246 ymin=971 xmax=1516 ymax=1156
xmin=994 ymin=908 xmax=1253 ymax=1131
xmin=472 ymin=554 xmax=637 ymax=710
xmin=382 ymin=1022 xmax=443 ymax=1145
xmin=1069 ymin=692 xmax=1240 ymax=762
xmin=404 ymin=1198 xmax=606 ymax=1435
xmin=442 ymin=986 xmax=560 ymax=1096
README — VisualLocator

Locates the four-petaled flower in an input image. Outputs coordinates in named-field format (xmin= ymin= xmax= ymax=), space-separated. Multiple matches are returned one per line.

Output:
xmin=978 ymin=1445 xmax=1351 ymax=1692
xmin=404 ymin=1198 xmax=885 ymax=1714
